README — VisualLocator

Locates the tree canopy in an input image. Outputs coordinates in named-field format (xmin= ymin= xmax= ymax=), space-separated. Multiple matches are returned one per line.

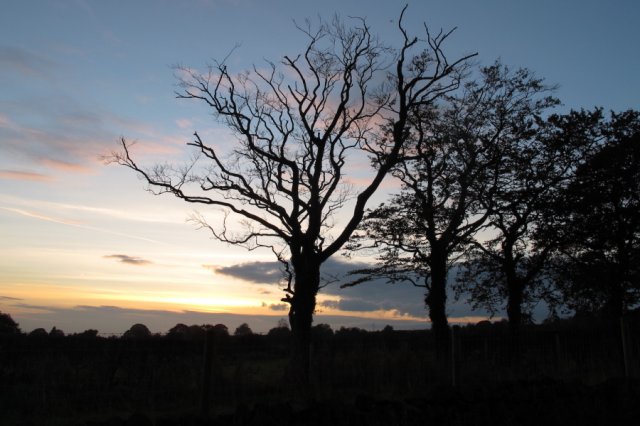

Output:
xmin=545 ymin=110 xmax=640 ymax=317
xmin=0 ymin=311 xmax=20 ymax=335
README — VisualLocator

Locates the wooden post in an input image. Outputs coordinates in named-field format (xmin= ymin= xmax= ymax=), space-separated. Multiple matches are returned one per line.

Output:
xmin=620 ymin=317 xmax=630 ymax=379
xmin=200 ymin=328 xmax=214 ymax=417
xmin=483 ymin=338 xmax=489 ymax=364
xmin=451 ymin=326 xmax=457 ymax=387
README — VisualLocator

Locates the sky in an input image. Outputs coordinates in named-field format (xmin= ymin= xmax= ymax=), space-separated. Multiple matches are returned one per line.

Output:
xmin=1 ymin=0 xmax=639 ymax=335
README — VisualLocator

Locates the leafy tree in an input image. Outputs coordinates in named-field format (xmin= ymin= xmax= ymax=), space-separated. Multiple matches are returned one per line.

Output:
xmin=28 ymin=328 xmax=47 ymax=338
xmin=268 ymin=319 xmax=292 ymax=339
xmin=311 ymin=323 xmax=334 ymax=340
xmin=167 ymin=323 xmax=190 ymax=339
xmin=109 ymin=8 xmax=473 ymax=380
xmin=49 ymin=326 xmax=65 ymax=338
xmin=234 ymin=322 xmax=253 ymax=336
xmin=0 ymin=311 xmax=20 ymax=335
xmin=347 ymin=62 xmax=553 ymax=349
xmin=123 ymin=323 xmax=152 ymax=339
xmin=455 ymin=109 xmax=600 ymax=333
xmin=75 ymin=329 xmax=99 ymax=338
xmin=545 ymin=110 xmax=640 ymax=317
xmin=208 ymin=323 xmax=230 ymax=338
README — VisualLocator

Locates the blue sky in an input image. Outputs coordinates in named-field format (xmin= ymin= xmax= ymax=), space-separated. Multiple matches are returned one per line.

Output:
xmin=1 ymin=0 xmax=639 ymax=334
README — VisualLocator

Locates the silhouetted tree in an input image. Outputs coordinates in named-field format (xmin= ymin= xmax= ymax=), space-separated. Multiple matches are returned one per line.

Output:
xmin=544 ymin=110 xmax=640 ymax=317
xmin=109 ymin=7 xmax=474 ymax=381
xmin=188 ymin=324 xmax=207 ymax=340
xmin=123 ymin=323 xmax=152 ymax=339
xmin=311 ymin=323 xmax=334 ymax=340
xmin=167 ymin=323 xmax=190 ymax=339
xmin=28 ymin=328 xmax=47 ymax=338
xmin=49 ymin=326 xmax=65 ymax=338
xmin=347 ymin=62 xmax=547 ymax=351
xmin=268 ymin=319 xmax=292 ymax=339
xmin=75 ymin=329 xmax=99 ymax=338
xmin=0 ymin=311 xmax=20 ymax=335
xmin=234 ymin=322 xmax=253 ymax=337
xmin=208 ymin=323 xmax=230 ymax=338
xmin=454 ymin=109 xmax=601 ymax=334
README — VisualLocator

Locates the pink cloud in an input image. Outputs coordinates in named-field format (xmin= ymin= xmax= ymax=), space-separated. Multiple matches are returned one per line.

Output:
xmin=0 ymin=114 xmax=17 ymax=129
xmin=0 ymin=170 xmax=53 ymax=182
xmin=40 ymin=158 xmax=93 ymax=174
xmin=176 ymin=118 xmax=193 ymax=129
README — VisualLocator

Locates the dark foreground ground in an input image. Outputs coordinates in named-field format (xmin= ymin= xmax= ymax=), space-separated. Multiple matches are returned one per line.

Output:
xmin=76 ymin=381 xmax=640 ymax=426
xmin=69 ymin=379 xmax=638 ymax=426
xmin=2 ymin=318 xmax=638 ymax=425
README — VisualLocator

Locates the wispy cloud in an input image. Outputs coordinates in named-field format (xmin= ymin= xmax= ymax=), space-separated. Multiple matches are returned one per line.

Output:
xmin=1 ymin=207 xmax=83 ymax=226
xmin=0 ymin=193 xmax=183 ymax=225
xmin=40 ymin=158 xmax=92 ymax=173
xmin=104 ymin=254 xmax=153 ymax=266
xmin=0 ymin=95 xmax=184 ymax=177
xmin=176 ymin=118 xmax=193 ymax=129
xmin=0 ymin=113 xmax=17 ymax=129
xmin=0 ymin=45 xmax=54 ymax=78
xmin=0 ymin=170 xmax=53 ymax=182
xmin=0 ymin=295 xmax=23 ymax=301
xmin=1 ymin=204 xmax=168 ymax=245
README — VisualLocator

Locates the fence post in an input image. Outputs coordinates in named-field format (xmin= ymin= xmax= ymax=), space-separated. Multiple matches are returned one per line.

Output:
xmin=620 ymin=317 xmax=630 ymax=379
xmin=200 ymin=328 xmax=214 ymax=417
xmin=451 ymin=326 xmax=457 ymax=387
xmin=483 ymin=338 xmax=489 ymax=364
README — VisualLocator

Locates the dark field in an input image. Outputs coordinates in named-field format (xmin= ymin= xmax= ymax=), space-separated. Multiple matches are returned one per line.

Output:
xmin=1 ymin=319 xmax=638 ymax=425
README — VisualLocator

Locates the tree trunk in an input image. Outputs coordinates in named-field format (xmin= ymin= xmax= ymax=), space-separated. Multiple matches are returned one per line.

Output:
xmin=426 ymin=253 xmax=450 ymax=358
xmin=503 ymin=244 xmax=524 ymax=364
xmin=506 ymin=275 xmax=523 ymax=335
xmin=603 ymin=280 xmax=624 ymax=319
xmin=506 ymin=275 xmax=524 ymax=364
xmin=287 ymin=258 xmax=321 ymax=385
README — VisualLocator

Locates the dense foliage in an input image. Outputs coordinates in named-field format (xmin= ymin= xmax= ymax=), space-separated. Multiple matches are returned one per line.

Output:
xmin=543 ymin=111 xmax=640 ymax=317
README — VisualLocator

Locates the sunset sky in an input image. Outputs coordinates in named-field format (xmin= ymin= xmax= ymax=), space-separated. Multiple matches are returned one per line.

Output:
xmin=1 ymin=0 xmax=639 ymax=335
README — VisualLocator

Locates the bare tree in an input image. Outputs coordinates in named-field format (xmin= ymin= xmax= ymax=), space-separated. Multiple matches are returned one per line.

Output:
xmin=109 ymin=8 xmax=474 ymax=381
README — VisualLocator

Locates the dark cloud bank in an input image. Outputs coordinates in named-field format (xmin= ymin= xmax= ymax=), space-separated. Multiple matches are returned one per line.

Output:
xmin=213 ymin=258 xmax=498 ymax=320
